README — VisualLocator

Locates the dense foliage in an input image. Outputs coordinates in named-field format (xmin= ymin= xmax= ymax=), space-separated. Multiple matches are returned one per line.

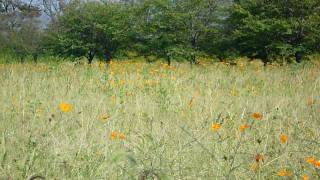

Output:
xmin=225 ymin=0 xmax=320 ymax=63
xmin=0 ymin=0 xmax=42 ymax=62
xmin=1 ymin=0 xmax=319 ymax=64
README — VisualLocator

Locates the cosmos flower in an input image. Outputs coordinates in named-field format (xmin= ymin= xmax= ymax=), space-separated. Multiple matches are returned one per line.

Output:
xmin=211 ymin=123 xmax=221 ymax=132
xmin=59 ymin=103 xmax=71 ymax=112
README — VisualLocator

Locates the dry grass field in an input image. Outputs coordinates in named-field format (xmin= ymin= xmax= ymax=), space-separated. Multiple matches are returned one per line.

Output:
xmin=0 ymin=59 xmax=320 ymax=179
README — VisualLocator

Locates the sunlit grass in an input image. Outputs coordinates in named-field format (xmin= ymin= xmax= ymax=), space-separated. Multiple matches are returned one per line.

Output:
xmin=0 ymin=60 xmax=320 ymax=179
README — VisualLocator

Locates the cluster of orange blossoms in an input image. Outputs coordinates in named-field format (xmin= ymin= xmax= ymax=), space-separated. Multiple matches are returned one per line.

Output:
xmin=110 ymin=131 xmax=126 ymax=140
xmin=212 ymin=123 xmax=251 ymax=133
xmin=211 ymin=112 xmax=262 ymax=133
xmin=306 ymin=157 xmax=320 ymax=168
xmin=211 ymin=113 xmax=296 ymax=177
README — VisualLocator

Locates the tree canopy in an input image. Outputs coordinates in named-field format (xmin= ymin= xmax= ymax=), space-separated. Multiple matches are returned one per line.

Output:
xmin=1 ymin=0 xmax=319 ymax=64
xmin=226 ymin=0 xmax=320 ymax=63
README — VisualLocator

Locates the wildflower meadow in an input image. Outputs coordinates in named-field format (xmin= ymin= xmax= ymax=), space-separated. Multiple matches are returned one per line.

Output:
xmin=1 ymin=59 xmax=320 ymax=179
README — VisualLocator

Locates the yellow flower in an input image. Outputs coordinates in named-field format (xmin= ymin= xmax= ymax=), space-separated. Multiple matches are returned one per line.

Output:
xmin=119 ymin=133 xmax=125 ymax=140
xmin=96 ymin=150 xmax=103 ymax=156
xmin=277 ymin=169 xmax=291 ymax=177
xmin=239 ymin=124 xmax=249 ymax=132
xmin=110 ymin=131 xmax=117 ymax=140
xmin=188 ymin=97 xmax=194 ymax=108
xmin=100 ymin=114 xmax=110 ymax=122
xmin=126 ymin=92 xmax=134 ymax=96
xmin=251 ymin=112 xmax=262 ymax=120
xmin=99 ymin=62 xmax=105 ymax=68
xmin=211 ymin=123 xmax=221 ymax=132
xmin=302 ymin=175 xmax=309 ymax=180
xmin=230 ymin=89 xmax=238 ymax=96
xmin=112 ymin=96 xmax=117 ymax=104
xmin=59 ymin=103 xmax=71 ymax=112
xmin=250 ymin=162 xmax=259 ymax=172
xmin=239 ymin=62 xmax=245 ymax=69
xmin=279 ymin=134 xmax=288 ymax=144
xmin=119 ymin=79 xmax=126 ymax=85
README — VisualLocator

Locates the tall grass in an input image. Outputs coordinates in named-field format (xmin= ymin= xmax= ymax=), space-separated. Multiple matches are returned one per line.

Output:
xmin=0 ymin=60 xmax=320 ymax=179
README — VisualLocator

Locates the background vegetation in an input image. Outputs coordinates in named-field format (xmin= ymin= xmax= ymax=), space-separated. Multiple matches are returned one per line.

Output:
xmin=1 ymin=0 xmax=319 ymax=64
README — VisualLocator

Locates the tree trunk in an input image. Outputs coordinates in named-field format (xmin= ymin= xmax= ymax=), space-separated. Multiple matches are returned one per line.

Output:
xmin=191 ymin=54 xmax=196 ymax=65
xmin=20 ymin=56 xmax=24 ymax=63
xmin=104 ymin=48 xmax=112 ymax=64
xmin=295 ymin=52 xmax=302 ymax=63
xmin=32 ymin=53 xmax=38 ymax=63
xmin=262 ymin=59 xmax=268 ymax=66
xmin=260 ymin=50 xmax=268 ymax=66
xmin=87 ymin=51 xmax=94 ymax=64
xmin=144 ymin=55 xmax=152 ymax=63
xmin=166 ymin=56 xmax=171 ymax=66
xmin=191 ymin=32 xmax=198 ymax=48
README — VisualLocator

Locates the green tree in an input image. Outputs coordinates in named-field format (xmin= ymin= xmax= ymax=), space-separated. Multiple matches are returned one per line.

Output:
xmin=10 ymin=19 xmax=43 ymax=62
xmin=226 ymin=0 xmax=320 ymax=64
xmin=45 ymin=2 xmax=131 ymax=64
xmin=175 ymin=0 xmax=220 ymax=64
xmin=133 ymin=0 xmax=221 ymax=65
xmin=1 ymin=0 xmax=42 ymax=62
xmin=133 ymin=0 xmax=184 ymax=65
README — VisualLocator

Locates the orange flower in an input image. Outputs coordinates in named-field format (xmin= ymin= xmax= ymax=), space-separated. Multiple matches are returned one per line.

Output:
xmin=302 ymin=175 xmax=309 ymax=180
xmin=239 ymin=124 xmax=249 ymax=132
xmin=119 ymin=133 xmax=125 ymax=140
xmin=279 ymin=134 xmax=288 ymax=144
xmin=315 ymin=161 xmax=320 ymax=168
xmin=306 ymin=98 xmax=315 ymax=106
xmin=251 ymin=112 xmax=262 ymax=120
xmin=59 ymin=103 xmax=71 ymax=112
xmin=277 ymin=169 xmax=291 ymax=177
xmin=255 ymin=154 xmax=264 ymax=163
xmin=110 ymin=131 xmax=117 ymax=140
xmin=306 ymin=157 xmax=316 ymax=165
xmin=100 ymin=114 xmax=110 ymax=122
xmin=211 ymin=123 xmax=221 ymax=132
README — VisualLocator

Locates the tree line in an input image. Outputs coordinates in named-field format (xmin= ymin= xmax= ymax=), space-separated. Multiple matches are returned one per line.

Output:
xmin=1 ymin=0 xmax=319 ymax=65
